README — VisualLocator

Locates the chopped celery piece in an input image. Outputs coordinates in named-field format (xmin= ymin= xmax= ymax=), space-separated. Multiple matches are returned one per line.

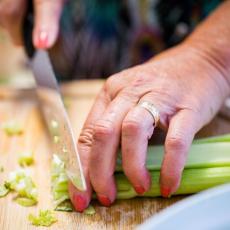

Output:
xmin=2 ymin=121 xmax=23 ymax=136
xmin=51 ymin=155 xmax=70 ymax=211
xmin=55 ymin=201 xmax=73 ymax=212
xmin=53 ymin=136 xmax=60 ymax=144
xmin=28 ymin=210 xmax=57 ymax=227
xmin=0 ymin=184 xmax=10 ymax=197
xmin=49 ymin=120 xmax=59 ymax=136
xmin=6 ymin=169 xmax=37 ymax=205
xmin=83 ymin=205 xmax=96 ymax=215
xmin=18 ymin=152 xmax=34 ymax=167
xmin=15 ymin=197 xmax=37 ymax=207
xmin=51 ymin=120 xmax=58 ymax=129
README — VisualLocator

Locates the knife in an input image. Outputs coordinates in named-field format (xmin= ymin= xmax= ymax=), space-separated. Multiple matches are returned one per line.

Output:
xmin=22 ymin=1 xmax=86 ymax=192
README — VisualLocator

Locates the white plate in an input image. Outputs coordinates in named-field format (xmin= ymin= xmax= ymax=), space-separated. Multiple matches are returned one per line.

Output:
xmin=138 ymin=183 xmax=230 ymax=230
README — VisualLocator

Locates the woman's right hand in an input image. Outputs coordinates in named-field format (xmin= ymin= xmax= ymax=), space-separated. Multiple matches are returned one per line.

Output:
xmin=0 ymin=0 xmax=64 ymax=48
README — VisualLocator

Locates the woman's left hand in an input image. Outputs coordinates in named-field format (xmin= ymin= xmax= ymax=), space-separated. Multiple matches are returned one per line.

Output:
xmin=68 ymin=43 xmax=230 ymax=211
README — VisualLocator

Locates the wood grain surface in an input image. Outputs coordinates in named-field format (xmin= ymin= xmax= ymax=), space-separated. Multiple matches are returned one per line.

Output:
xmin=0 ymin=80 xmax=230 ymax=230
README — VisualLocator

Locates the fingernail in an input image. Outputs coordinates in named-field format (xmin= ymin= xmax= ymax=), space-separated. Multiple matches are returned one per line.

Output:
xmin=73 ymin=194 xmax=87 ymax=212
xmin=161 ymin=187 xmax=171 ymax=198
xmin=97 ymin=195 xmax=111 ymax=207
xmin=37 ymin=30 xmax=48 ymax=48
xmin=134 ymin=185 xmax=146 ymax=195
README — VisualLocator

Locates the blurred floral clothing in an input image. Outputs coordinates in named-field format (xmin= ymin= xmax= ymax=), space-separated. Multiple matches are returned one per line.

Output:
xmin=49 ymin=0 xmax=223 ymax=80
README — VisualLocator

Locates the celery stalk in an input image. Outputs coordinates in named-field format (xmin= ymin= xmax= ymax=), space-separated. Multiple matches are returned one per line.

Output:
xmin=116 ymin=142 xmax=230 ymax=171
xmin=194 ymin=134 xmax=230 ymax=144
xmin=51 ymin=134 xmax=230 ymax=209
xmin=114 ymin=167 xmax=230 ymax=199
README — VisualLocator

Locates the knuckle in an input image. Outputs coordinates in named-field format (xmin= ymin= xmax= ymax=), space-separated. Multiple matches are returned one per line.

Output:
xmin=105 ymin=74 xmax=118 ymax=88
xmin=120 ymin=87 xmax=139 ymax=101
xmin=122 ymin=119 xmax=143 ymax=136
xmin=93 ymin=120 xmax=114 ymax=141
xmin=78 ymin=125 xmax=94 ymax=147
xmin=166 ymin=136 xmax=188 ymax=152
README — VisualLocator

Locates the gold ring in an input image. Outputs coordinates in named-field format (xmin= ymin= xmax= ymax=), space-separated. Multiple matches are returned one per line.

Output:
xmin=138 ymin=101 xmax=160 ymax=127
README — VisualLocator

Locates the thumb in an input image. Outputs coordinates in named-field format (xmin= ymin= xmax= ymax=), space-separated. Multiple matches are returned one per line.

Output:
xmin=160 ymin=109 xmax=201 ymax=197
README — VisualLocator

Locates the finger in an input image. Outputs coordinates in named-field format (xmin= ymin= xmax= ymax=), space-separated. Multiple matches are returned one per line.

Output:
xmin=33 ymin=0 xmax=64 ymax=49
xmin=0 ymin=0 xmax=26 ymax=45
xmin=89 ymin=90 xmax=139 ymax=206
xmin=160 ymin=109 xmax=201 ymax=197
xmin=69 ymin=88 xmax=110 ymax=212
xmin=121 ymin=105 xmax=154 ymax=194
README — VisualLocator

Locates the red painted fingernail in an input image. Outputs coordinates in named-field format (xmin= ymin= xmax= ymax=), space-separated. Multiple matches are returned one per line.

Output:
xmin=134 ymin=185 xmax=146 ymax=195
xmin=97 ymin=195 xmax=111 ymax=207
xmin=73 ymin=195 xmax=87 ymax=212
xmin=37 ymin=30 xmax=48 ymax=48
xmin=161 ymin=187 xmax=171 ymax=198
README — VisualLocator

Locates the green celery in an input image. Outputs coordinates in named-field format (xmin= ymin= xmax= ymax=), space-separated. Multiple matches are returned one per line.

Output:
xmin=18 ymin=152 xmax=34 ymax=167
xmin=28 ymin=210 xmax=57 ymax=226
xmin=51 ymin=134 xmax=230 ymax=209
xmin=2 ymin=121 xmax=23 ymax=136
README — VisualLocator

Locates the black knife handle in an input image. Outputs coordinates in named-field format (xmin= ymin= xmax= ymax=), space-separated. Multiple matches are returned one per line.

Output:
xmin=22 ymin=0 xmax=35 ymax=58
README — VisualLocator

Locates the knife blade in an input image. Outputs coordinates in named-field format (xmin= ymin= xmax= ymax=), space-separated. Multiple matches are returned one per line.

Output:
xmin=22 ymin=1 xmax=86 ymax=192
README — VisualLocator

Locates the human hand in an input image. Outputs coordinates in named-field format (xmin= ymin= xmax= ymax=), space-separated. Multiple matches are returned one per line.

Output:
xmin=68 ymin=43 xmax=230 ymax=211
xmin=0 ymin=0 xmax=64 ymax=48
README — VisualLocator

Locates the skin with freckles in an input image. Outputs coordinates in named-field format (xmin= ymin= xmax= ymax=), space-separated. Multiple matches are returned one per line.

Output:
xmin=1 ymin=0 xmax=230 ymax=211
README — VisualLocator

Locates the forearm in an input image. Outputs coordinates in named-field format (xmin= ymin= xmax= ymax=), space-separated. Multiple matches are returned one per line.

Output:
xmin=185 ymin=0 xmax=230 ymax=87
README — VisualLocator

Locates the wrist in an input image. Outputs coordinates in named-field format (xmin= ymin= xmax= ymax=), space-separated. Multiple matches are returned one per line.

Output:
xmin=184 ymin=38 xmax=230 ymax=88
xmin=181 ymin=39 xmax=230 ymax=96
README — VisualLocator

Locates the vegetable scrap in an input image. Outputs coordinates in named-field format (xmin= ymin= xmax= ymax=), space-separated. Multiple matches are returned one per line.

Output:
xmin=83 ymin=205 xmax=96 ymax=215
xmin=0 ymin=169 xmax=38 ymax=206
xmin=0 ymin=184 xmax=10 ymax=197
xmin=51 ymin=155 xmax=96 ymax=213
xmin=53 ymin=135 xmax=60 ymax=144
xmin=18 ymin=152 xmax=34 ymax=167
xmin=1 ymin=121 xmax=23 ymax=136
xmin=15 ymin=197 xmax=37 ymax=206
xmin=28 ymin=210 xmax=57 ymax=227
xmin=49 ymin=119 xmax=59 ymax=136
xmin=51 ymin=154 xmax=73 ymax=211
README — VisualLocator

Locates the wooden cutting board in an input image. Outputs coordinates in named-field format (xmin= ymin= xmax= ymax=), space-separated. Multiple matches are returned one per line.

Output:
xmin=0 ymin=80 xmax=229 ymax=230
